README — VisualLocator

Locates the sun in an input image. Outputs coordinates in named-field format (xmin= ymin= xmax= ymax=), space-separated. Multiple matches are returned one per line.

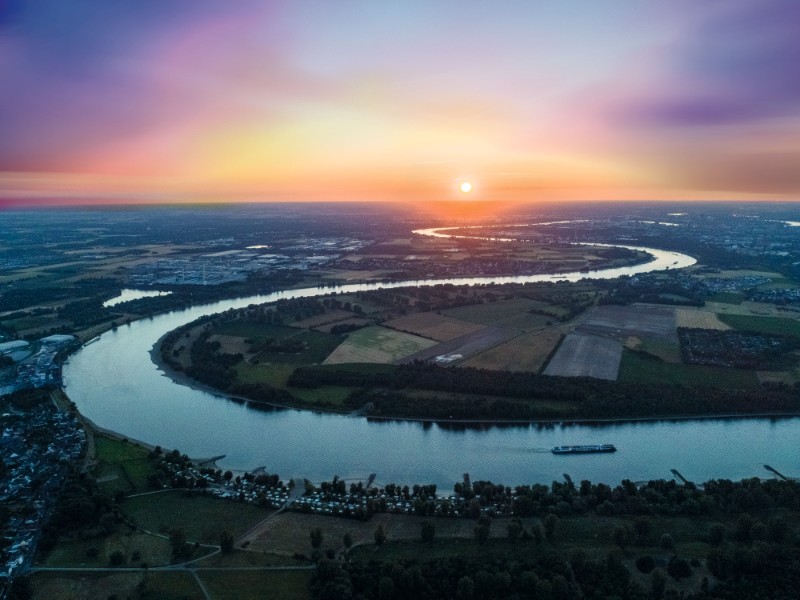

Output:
xmin=459 ymin=181 xmax=473 ymax=194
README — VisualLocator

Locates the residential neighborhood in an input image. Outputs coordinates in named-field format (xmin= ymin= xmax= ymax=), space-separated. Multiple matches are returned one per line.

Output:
xmin=0 ymin=403 xmax=86 ymax=595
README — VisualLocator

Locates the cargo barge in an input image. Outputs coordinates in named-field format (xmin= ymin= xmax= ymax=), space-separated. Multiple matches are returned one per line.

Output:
xmin=552 ymin=444 xmax=616 ymax=454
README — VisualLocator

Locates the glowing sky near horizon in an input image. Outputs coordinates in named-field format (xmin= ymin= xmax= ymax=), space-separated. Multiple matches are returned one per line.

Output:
xmin=1 ymin=0 xmax=799 ymax=205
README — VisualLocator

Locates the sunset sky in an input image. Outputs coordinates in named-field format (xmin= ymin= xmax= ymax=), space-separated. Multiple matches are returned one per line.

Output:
xmin=1 ymin=0 xmax=799 ymax=205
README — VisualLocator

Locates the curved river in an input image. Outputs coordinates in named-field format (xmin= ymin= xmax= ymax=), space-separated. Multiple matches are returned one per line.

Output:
xmin=63 ymin=233 xmax=800 ymax=487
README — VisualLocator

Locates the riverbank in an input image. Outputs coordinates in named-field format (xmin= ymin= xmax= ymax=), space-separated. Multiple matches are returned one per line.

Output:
xmin=150 ymin=328 xmax=800 ymax=427
xmin=74 ymin=237 xmax=800 ymax=488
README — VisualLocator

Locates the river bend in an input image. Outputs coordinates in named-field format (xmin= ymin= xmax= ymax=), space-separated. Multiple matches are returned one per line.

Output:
xmin=63 ymin=233 xmax=799 ymax=487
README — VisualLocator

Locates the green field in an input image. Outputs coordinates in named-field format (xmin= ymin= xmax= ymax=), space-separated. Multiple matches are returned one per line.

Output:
xmin=41 ymin=530 xmax=174 ymax=568
xmin=635 ymin=338 xmax=682 ymax=363
xmin=305 ymin=362 xmax=398 ymax=375
xmin=122 ymin=490 xmax=273 ymax=544
xmin=94 ymin=436 xmax=158 ymax=494
xmin=718 ymin=313 xmax=800 ymax=337
xmin=323 ymin=325 xmax=436 ymax=364
xmin=234 ymin=362 xmax=355 ymax=407
xmin=442 ymin=298 xmax=551 ymax=329
xmin=618 ymin=350 xmax=760 ymax=389
xmin=253 ymin=330 xmax=344 ymax=365
xmin=708 ymin=291 xmax=745 ymax=304
xmin=199 ymin=570 xmax=312 ymax=600
xmin=30 ymin=568 xmax=309 ymax=600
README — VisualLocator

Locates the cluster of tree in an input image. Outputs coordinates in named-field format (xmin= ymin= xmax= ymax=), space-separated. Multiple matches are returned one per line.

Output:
xmin=312 ymin=552 xmax=644 ymax=600
xmin=600 ymin=273 xmax=705 ymax=306
xmin=679 ymin=328 xmax=800 ymax=370
xmin=329 ymin=323 xmax=366 ymax=334
xmin=58 ymin=299 xmax=116 ymax=327
xmin=1 ymin=387 xmax=52 ymax=410
xmin=290 ymin=362 xmax=800 ymax=420
xmin=0 ymin=287 xmax=75 ymax=312
xmin=39 ymin=472 xmax=117 ymax=554
xmin=510 ymin=477 xmax=800 ymax=520
xmin=528 ymin=298 xmax=594 ymax=323
xmin=312 ymin=508 xmax=800 ymax=599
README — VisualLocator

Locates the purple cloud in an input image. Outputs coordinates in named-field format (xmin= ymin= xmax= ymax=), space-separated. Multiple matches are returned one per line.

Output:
xmin=624 ymin=0 xmax=800 ymax=126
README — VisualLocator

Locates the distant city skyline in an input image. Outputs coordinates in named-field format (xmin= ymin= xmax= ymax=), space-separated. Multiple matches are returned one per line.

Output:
xmin=1 ymin=0 xmax=799 ymax=206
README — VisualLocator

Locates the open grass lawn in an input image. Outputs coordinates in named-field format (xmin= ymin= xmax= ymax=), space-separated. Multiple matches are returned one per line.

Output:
xmin=41 ymin=530 xmax=173 ymax=568
xmin=234 ymin=362 xmax=355 ymax=407
xmin=30 ymin=572 xmax=148 ymax=600
xmin=199 ymin=570 xmax=312 ymax=600
xmin=718 ymin=313 xmax=800 ymax=338
xmin=202 ymin=549 xmax=306 ymax=567
xmin=94 ymin=435 xmax=158 ymax=494
xmin=618 ymin=349 xmax=760 ymax=389
xmin=122 ymin=490 xmax=273 ymax=544
xmin=140 ymin=572 xmax=205 ymax=600
xmin=32 ymin=571 xmax=205 ymax=600
xmin=95 ymin=434 xmax=150 ymax=463
xmin=236 ymin=362 xmax=295 ymax=387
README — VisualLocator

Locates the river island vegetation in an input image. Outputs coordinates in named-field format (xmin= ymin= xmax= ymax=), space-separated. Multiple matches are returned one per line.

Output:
xmin=160 ymin=273 xmax=800 ymax=422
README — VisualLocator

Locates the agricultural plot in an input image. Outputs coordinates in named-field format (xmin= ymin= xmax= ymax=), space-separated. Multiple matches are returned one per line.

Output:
xmin=293 ymin=309 xmax=358 ymax=329
xmin=253 ymin=330 xmax=344 ymax=365
xmin=718 ymin=313 xmax=800 ymax=338
xmin=323 ymin=326 xmax=436 ymax=364
xmin=441 ymin=297 xmax=552 ymax=330
xmin=675 ymin=309 xmax=731 ymax=330
xmin=578 ymin=305 xmax=676 ymax=339
xmin=543 ymin=333 xmax=623 ymax=381
xmin=384 ymin=311 xmax=486 ymax=341
xmin=461 ymin=330 xmax=561 ymax=372
xmin=618 ymin=350 xmax=760 ymax=389
xmin=398 ymin=326 xmax=518 ymax=364
xmin=623 ymin=336 xmax=681 ymax=363
xmin=704 ymin=300 xmax=786 ymax=317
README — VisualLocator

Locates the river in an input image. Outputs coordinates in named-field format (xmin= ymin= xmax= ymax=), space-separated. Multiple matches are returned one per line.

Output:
xmin=63 ymin=235 xmax=799 ymax=487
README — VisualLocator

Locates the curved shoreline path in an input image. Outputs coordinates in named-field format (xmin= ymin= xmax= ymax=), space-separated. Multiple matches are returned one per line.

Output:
xmin=63 ymin=224 xmax=799 ymax=487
